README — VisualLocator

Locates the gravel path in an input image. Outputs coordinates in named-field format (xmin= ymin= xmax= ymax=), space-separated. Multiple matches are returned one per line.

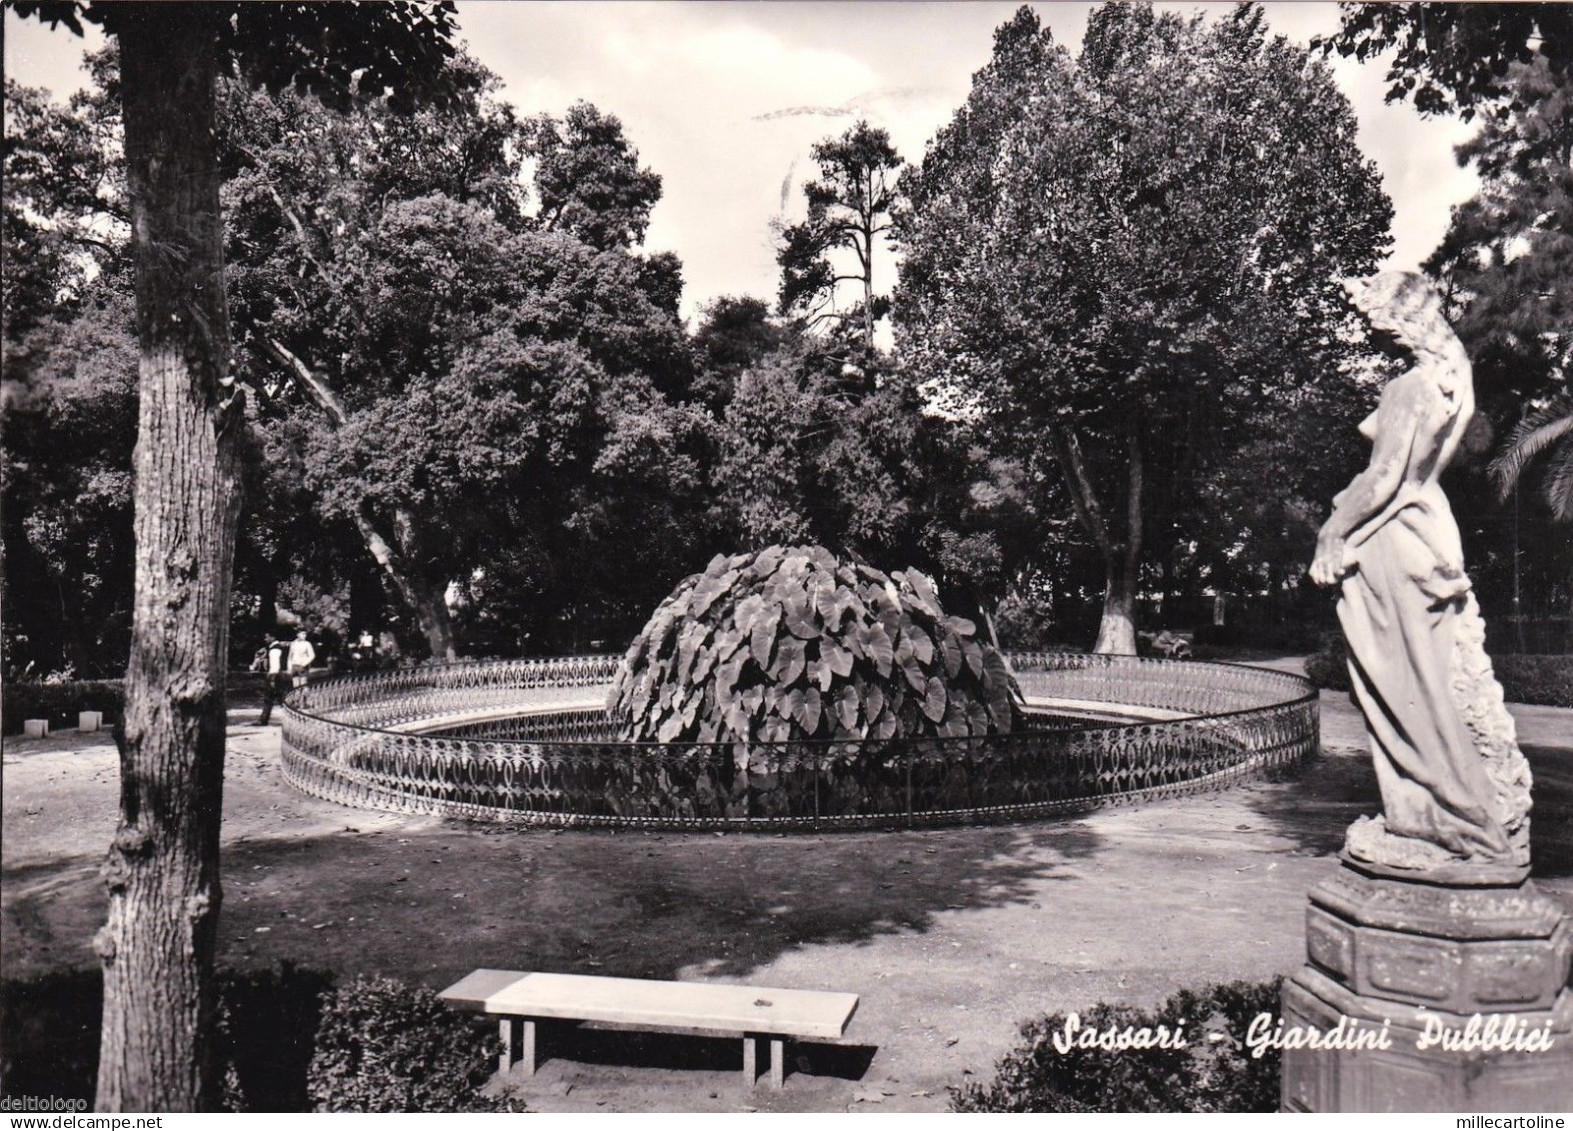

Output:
xmin=4 ymin=667 xmax=1569 ymax=1112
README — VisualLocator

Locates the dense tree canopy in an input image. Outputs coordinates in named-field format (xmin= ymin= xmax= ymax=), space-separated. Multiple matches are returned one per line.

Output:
xmin=1418 ymin=57 xmax=1573 ymax=628
xmin=1321 ymin=2 xmax=1573 ymax=119
xmin=218 ymin=54 xmax=708 ymax=657
xmin=895 ymin=3 xmax=1392 ymax=652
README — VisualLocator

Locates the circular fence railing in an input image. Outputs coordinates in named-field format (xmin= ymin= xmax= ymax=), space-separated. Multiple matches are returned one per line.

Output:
xmin=279 ymin=652 xmax=1318 ymax=831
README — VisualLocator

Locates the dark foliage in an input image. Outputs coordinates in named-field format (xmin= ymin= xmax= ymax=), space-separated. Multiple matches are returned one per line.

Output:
xmin=950 ymin=978 xmax=1283 ymax=1113
xmin=1304 ymin=640 xmax=1573 ymax=708
xmin=0 ymin=967 xmax=508 ymax=1112
xmin=307 ymin=975 xmax=508 ymax=1113
xmin=0 ymin=969 xmax=102 ymax=1104
xmin=2 ymin=679 xmax=124 ymax=735
xmin=1489 ymin=654 xmax=1573 ymax=708
xmin=1319 ymin=3 xmax=1573 ymax=120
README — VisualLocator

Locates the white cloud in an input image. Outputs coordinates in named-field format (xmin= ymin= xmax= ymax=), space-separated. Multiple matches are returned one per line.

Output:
xmin=5 ymin=1 xmax=1489 ymax=318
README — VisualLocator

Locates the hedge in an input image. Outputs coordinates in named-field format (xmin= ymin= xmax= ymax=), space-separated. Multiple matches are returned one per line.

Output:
xmin=1304 ymin=644 xmax=1573 ymax=708
xmin=951 ymin=978 xmax=1283 ymax=1113
xmin=3 ymin=680 xmax=124 ymax=736
xmin=3 ymin=673 xmax=270 ymax=735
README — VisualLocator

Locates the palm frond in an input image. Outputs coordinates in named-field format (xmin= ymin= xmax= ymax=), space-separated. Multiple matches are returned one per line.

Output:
xmin=1488 ymin=395 xmax=1573 ymax=500
xmin=1544 ymin=441 xmax=1573 ymax=522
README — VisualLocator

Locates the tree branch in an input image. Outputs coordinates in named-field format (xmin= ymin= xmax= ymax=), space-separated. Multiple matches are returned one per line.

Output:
xmin=1052 ymin=424 xmax=1114 ymax=560
xmin=259 ymin=336 xmax=348 ymax=426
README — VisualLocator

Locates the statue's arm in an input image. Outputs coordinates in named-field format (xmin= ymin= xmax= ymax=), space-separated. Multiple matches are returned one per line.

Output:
xmin=1309 ymin=384 xmax=1421 ymax=588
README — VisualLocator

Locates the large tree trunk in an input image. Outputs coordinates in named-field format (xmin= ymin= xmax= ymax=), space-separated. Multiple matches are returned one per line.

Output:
xmin=1054 ymin=422 xmax=1143 ymax=655
xmin=1093 ymin=543 xmax=1140 ymax=655
xmin=1094 ymin=425 xmax=1144 ymax=655
xmin=259 ymin=338 xmax=458 ymax=660
xmin=97 ymin=7 xmax=238 ymax=1113
xmin=352 ymin=509 xmax=458 ymax=660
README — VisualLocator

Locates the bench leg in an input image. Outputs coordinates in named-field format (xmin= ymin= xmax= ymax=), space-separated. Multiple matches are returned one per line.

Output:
xmin=742 ymin=1035 xmax=757 ymax=1086
xmin=501 ymin=1018 xmax=539 ymax=1077
xmin=770 ymin=1038 xmax=785 ymax=1089
xmin=500 ymin=1017 xmax=518 ymax=1073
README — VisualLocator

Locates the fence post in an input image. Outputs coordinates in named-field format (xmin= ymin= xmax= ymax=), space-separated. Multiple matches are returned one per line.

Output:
xmin=905 ymin=746 xmax=913 ymax=830
xmin=813 ymin=746 xmax=820 ymax=829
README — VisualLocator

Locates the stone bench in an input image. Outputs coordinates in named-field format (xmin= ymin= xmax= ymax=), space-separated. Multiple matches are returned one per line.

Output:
xmin=438 ymin=969 xmax=859 ymax=1089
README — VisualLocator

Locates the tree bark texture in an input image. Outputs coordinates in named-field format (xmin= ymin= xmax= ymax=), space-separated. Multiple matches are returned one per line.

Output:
xmin=1054 ymin=423 xmax=1142 ymax=655
xmin=97 ymin=7 xmax=239 ymax=1112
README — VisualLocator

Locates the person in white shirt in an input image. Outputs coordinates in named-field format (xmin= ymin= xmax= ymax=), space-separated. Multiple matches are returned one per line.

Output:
xmin=251 ymin=635 xmax=291 ymax=724
xmin=288 ymin=629 xmax=316 ymax=688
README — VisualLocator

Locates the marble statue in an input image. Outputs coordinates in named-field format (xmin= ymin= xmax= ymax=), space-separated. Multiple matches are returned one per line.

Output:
xmin=1310 ymin=271 xmax=1532 ymax=882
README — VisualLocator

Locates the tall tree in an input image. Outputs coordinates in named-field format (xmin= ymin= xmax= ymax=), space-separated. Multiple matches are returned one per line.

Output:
xmin=1418 ymin=58 xmax=1573 ymax=634
xmin=11 ymin=1 xmax=465 ymax=1111
xmin=776 ymin=120 xmax=903 ymax=352
xmin=219 ymin=63 xmax=698 ymax=658
xmin=522 ymin=99 xmax=663 ymax=252
xmin=1427 ymin=57 xmax=1573 ymax=524
xmin=895 ymin=3 xmax=1391 ymax=653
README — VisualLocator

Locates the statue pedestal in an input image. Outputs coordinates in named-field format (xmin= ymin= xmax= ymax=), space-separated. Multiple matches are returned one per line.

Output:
xmin=1281 ymin=860 xmax=1573 ymax=1111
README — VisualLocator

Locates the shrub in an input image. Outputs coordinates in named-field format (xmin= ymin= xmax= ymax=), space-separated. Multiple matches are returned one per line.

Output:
xmin=217 ymin=965 xmax=336 ymax=1112
xmin=610 ymin=544 xmax=1019 ymax=742
xmin=1492 ymin=654 xmax=1573 ymax=708
xmin=1305 ymin=640 xmax=1573 ymax=708
xmin=2 ymin=680 xmax=124 ymax=735
xmin=0 ymin=969 xmax=102 ymax=1104
xmin=950 ymin=978 xmax=1283 ymax=1113
xmin=307 ymin=975 xmax=506 ymax=1113
xmin=2 ymin=967 xmax=508 ymax=1112
xmin=1302 ymin=645 xmax=1350 ymax=693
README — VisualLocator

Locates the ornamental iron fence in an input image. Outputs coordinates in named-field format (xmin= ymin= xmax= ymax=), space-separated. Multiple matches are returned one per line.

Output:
xmin=280 ymin=652 xmax=1317 ymax=830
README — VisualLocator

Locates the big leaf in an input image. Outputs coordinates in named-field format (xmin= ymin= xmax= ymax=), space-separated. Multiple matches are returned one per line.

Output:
xmin=783 ymin=590 xmax=820 ymax=639
xmin=835 ymin=684 xmax=859 ymax=731
xmin=800 ymin=686 xmax=823 ymax=735
xmin=864 ymin=682 xmax=885 ymax=725
xmin=864 ymin=622 xmax=895 ymax=677
xmin=922 ymin=676 xmax=948 ymax=723
xmin=772 ymin=635 xmax=807 ymax=686
xmin=962 ymin=637 xmax=984 ymax=679
xmin=749 ymin=602 xmax=781 ymax=669
xmin=939 ymin=631 xmax=963 ymax=679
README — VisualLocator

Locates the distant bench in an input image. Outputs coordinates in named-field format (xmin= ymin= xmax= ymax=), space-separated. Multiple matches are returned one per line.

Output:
xmin=438 ymin=970 xmax=859 ymax=1089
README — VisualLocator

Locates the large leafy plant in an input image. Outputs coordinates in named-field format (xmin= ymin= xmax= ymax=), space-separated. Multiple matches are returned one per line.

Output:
xmin=610 ymin=544 xmax=1018 ymax=743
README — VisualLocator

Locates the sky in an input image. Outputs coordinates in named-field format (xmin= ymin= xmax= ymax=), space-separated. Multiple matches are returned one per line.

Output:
xmin=4 ymin=1 xmax=1481 ymax=325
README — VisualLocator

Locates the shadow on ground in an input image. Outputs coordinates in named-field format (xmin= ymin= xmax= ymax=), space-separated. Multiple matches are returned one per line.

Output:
xmin=1241 ymin=743 xmax=1573 ymax=883
xmin=4 ymin=818 xmax=1103 ymax=988
xmin=519 ymin=1022 xmax=877 ymax=1083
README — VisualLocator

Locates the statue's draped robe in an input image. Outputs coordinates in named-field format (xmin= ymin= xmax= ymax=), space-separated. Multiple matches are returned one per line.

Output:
xmin=1338 ymin=368 xmax=1513 ymax=862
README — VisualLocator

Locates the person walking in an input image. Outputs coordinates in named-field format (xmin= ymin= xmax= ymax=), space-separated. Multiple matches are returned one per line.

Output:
xmin=252 ymin=635 xmax=290 ymax=725
xmin=288 ymin=628 xmax=317 ymax=690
